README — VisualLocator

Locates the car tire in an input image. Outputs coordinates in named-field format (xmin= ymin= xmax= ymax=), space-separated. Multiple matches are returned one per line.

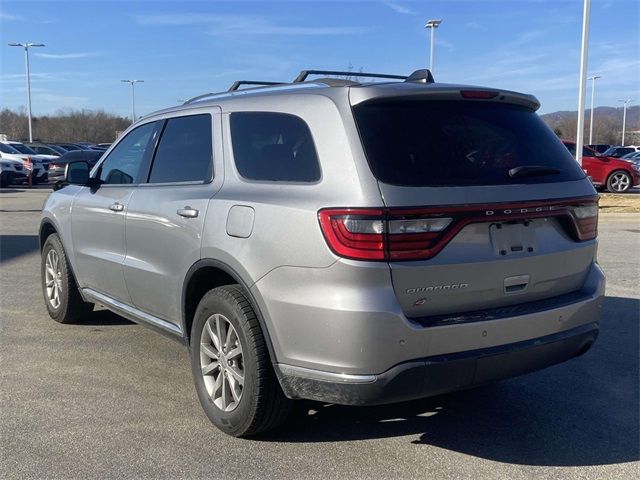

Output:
xmin=41 ymin=233 xmax=93 ymax=323
xmin=606 ymin=170 xmax=632 ymax=193
xmin=190 ymin=285 xmax=292 ymax=437
xmin=0 ymin=174 xmax=8 ymax=188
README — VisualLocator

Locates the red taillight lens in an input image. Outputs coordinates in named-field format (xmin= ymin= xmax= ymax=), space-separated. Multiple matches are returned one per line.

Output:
xmin=460 ymin=90 xmax=499 ymax=99
xmin=319 ymin=198 xmax=598 ymax=262
xmin=318 ymin=209 xmax=385 ymax=260
xmin=318 ymin=209 xmax=452 ymax=261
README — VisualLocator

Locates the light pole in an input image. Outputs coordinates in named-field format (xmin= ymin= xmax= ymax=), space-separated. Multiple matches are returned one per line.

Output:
xmin=575 ymin=0 xmax=591 ymax=167
xmin=587 ymin=75 xmax=600 ymax=145
xmin=121 ymin=79 xmax=144 ymax=123
xmin=618 ymin=98 xmax=633 ymax=146
xmin=425 ymin=19 xmax=442 ymax=74
xmin=8 ymin=42 xmax=45 ymax=142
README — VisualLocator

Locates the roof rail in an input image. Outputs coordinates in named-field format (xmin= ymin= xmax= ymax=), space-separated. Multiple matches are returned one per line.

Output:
xmin=228 ymin=80 xmax=283 ymax=92
xmin=294 ymin=70 xmax=407 ymax=83
xmin=183 ymin=91 xmax=227 ymax=105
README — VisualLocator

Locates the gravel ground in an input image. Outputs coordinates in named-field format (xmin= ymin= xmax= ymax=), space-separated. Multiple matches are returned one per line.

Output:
xmin=1 ymin=187 xmax=638 ymax=480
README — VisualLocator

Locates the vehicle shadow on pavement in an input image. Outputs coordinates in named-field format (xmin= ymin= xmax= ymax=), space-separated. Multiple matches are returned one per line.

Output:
xmin=0 ymin=234 xmax=39 ymax=264
xmin=79 ymin=309 xmax=135 ymax=326
xmin=265 ymin=296 xmax=639 ymax=468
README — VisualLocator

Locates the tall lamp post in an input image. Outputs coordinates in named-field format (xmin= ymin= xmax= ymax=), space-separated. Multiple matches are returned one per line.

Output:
xmin=575 ymin=0 xmax=591 ymax=167
xmin=425 ymin=19 xmax=442 ymax=74
xmin=121 ymin=79 xmax=144 ymax=123
xmin=618 ymin=98 xmax=633 ymax=146
xmin=587 ymin=75 xmax=600 ymax=145
xmin=7 ymin=42 xmax=45 ymax=142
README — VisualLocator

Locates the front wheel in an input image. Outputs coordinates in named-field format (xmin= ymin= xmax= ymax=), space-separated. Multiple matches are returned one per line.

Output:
xmin=190 ymin=285 xmax=291 ymax=437
xmin=606 ymin=170 xmax=632 ymax=193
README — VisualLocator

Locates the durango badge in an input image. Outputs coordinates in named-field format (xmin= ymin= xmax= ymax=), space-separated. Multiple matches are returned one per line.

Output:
xmin=406 ymin=283 xmax=469 ymax=294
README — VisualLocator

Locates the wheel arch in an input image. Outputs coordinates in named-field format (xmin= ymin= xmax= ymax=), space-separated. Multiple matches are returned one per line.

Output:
xmin=182 ymin=259 xmax=278 ymax=364
xmin=39 ymin=218 xmax=59 ymax=251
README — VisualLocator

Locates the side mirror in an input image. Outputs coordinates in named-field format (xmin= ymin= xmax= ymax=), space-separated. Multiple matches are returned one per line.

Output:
xmin=65 ymin=160 xmax=90 ymax=185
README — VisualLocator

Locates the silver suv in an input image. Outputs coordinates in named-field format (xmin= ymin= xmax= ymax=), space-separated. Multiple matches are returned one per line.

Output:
xmin=40 ymin=69 xmax=604 ymax=437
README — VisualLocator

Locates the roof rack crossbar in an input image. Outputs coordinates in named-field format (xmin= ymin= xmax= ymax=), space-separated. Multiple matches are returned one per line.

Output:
xmin=228 ymin=80 xmax=283 ymax=92
xmin=294 ymin=70 xmax=407 ymax=83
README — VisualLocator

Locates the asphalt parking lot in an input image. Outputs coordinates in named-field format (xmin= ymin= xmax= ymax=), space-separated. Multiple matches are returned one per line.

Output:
xmin=1 ymin=187 xmax=638 ymax=480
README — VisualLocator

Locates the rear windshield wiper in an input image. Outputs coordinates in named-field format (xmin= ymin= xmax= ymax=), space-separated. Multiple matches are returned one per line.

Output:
xmin=508 ymin=165 xmax=562 ymax=178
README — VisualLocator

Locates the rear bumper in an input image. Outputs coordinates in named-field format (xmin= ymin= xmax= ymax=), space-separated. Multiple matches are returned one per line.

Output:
xmin=276 ymin=322 xmax=598 ymax=405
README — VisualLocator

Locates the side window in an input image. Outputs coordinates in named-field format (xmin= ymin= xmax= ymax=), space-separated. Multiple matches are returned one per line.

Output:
xmin=230 ymin=112 xmax=321 ymax=182
xmin=98 ymin=122 xmax=156 ymax=185
xmin=148 ymin=114 xmax=213 ymax=183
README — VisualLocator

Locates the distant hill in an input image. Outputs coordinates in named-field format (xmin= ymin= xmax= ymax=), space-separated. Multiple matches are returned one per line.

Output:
xmin=541 ymin=105 xmax=639 ymax=144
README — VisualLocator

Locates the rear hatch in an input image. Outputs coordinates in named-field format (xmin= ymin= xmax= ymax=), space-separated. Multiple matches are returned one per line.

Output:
xmin=342 ymin=88 xmax=598 ymax=319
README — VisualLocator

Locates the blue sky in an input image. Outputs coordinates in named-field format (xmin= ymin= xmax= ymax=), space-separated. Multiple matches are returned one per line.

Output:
xmin=0 ymin=0 xmax=638 ymax=117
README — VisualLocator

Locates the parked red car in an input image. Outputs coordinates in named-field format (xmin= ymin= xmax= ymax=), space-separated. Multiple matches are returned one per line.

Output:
xmin=563 ymin=141 xmax=640 ymax=193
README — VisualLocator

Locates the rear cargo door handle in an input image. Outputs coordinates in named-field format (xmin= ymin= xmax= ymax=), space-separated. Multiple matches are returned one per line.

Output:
xmin=504 ymin=275 xmax=530 ymax=294
xmin=108 ymin=202 xmax=125 ymax=212
xmin=177 ymin=207 xmax=199 ymax=218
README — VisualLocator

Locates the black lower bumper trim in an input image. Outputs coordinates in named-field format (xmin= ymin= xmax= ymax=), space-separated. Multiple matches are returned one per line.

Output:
xmin=277 ymin=323 xmax=599 ymax=405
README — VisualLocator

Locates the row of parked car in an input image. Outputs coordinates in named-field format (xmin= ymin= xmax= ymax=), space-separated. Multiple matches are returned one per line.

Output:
xmin=0 ymin=140 xmax=109 ymax=187
xmin=564 ymin=142 xmax=640 ymax=193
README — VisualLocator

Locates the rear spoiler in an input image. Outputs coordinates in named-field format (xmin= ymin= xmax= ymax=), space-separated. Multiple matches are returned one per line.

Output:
xmin=349 ymin=83 xmax=541 ymax=111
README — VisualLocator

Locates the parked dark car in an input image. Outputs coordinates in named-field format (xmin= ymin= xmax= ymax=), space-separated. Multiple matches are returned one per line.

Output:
xmin=586 ymin=144 xmax=611 ymax=154
xmin=25 ymin=142 xmax=64 ymax=157
xmin=48 ymin=150 xmax=103 ymax=183
xmin=603 ymin=146 xmax=639 ymax=158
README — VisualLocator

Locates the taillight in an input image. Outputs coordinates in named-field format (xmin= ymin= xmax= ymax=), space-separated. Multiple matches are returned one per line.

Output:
xmin=318 ymin=209 xmax=454 ymax=261
xmin=319 ymin=197 xmax=598 ymax=262
xmin=318 ymin=209 xmax=385 ymax=260
xmin=567 ymin=203 xmax=598 ymax=241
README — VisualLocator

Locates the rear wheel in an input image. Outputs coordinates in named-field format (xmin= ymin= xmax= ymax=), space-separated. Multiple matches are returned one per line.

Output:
xmin=41 ymin=234 xmax=93 ymax=323
xmin=190 ymin=285 xmax=291 ymax=437
xmin=606 ymin=170 xmax=632 ymax=193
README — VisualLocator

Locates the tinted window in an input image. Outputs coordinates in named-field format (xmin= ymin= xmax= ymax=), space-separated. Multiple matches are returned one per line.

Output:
xmin=148 ymin=114 xmax=213 ymax=183
xmin=0 ymin=143 xmax=20 ymax=154
xmin=9 ymin=143 xmax=37 ymax=154
xmin=354 ymin=101 xmax=585 ymax=186
xmin=98 ymin=122 xmax=156 ymax=184
xmin=230 ymin=112 xmax=320 ymax=182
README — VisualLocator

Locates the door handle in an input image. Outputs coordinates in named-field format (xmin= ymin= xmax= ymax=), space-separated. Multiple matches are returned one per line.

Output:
xmin=177 ymin=207 xmax=199 ymax=218
xmin=109 ymin=202 xmax=125 ymax=212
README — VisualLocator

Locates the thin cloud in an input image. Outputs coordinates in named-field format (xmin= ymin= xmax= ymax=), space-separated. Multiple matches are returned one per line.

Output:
xmin=465 ymin=21 xmax=483 ymax=30
xmin=0 ymin=12 xmax=21 ymax=21
xmin=383 ymin=2 xmax=416 ymax=15
xmin=133 ymin=13 xmax=372 ymax=36
xmin=34 ymin=52 xmax=100 ymax=60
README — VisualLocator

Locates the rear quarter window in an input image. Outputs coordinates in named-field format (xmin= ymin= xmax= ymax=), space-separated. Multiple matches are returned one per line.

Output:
xmin=230 ymin=112 xmax=321 ymax=182
xmin=353 ymin=101 xmax=586 ymax=186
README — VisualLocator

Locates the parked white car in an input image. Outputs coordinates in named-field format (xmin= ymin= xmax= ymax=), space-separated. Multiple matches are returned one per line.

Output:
xmin=0 ymin=141 xmax=47 ymax=184
xmin=0 ymin=157 xmax=28 ymax=187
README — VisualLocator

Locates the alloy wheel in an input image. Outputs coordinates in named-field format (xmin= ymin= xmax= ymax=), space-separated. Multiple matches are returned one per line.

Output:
xmin=610 ymin=172 xmax=630 ymax=192
xmin=200 ymin=314 xmax=244 ymax=412
xmin=44 ymin=249 xmax=62 ymax=309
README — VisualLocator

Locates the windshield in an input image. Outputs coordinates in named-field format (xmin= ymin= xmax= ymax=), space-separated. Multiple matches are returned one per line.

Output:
xmin=9 ymin=143 xmax=37 ymax=155
xmin=0 ymin=143 xmax=21 ymax=154
xmin=353 ymin=101 xmax=585 ymax=187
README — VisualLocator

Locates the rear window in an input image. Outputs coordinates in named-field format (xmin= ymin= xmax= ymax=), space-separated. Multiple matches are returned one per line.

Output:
xmin=230 ymin=112 xmax=320 ymax=182
xmin=353 ymin=101 xmax=585 ymax=186
xmin=148 ymin=114 xmax=213 ymax=183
